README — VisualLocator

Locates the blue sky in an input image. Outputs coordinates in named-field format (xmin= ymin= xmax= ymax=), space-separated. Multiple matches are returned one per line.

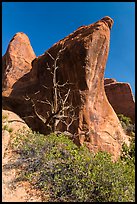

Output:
xmin=2 ymin=2 xmax=135 ymax=94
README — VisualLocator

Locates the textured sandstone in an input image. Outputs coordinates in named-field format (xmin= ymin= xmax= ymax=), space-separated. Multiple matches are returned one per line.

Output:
xmin=2 ymin=32 xmax=36 ymax=96
xmin=2 ymin=130 xmax=10 ymax=159
xmin=2 ymin=109 xmax=29 ymax=159
xmin=2 ymin=17 xmax=129 ymax=160
xmin=104 ymin=79 xmax=135 ymax=123
xmin=104 ymin=78 xmax=117 ymax=85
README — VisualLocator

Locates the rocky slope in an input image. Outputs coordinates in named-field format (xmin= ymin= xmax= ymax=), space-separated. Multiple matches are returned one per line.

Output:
xmin=2 ymin=16 xmax=131 ymax=160
xmin=2 ymin=110 xmax=42 ymax=202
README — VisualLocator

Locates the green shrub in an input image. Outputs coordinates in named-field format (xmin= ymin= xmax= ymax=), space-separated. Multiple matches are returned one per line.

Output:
xmin=121 ymin=137 xmax=135 ymax=165
xmin=117 ymin=114 xmax=135 ymax=136
xmin=2 ymin=124 xmax=13 ymax=132
xmin=12 ymin=130 xmax=135 ymax=202
xmin=117 ymin=114 xmax=132 ymax=125
xmin=2 ymin=113 xmax=13 ymax=133
xmin=3 ymin=124 xmax=9 ymax=131
xmin=2 ymin=113 xmax=8 ymax=121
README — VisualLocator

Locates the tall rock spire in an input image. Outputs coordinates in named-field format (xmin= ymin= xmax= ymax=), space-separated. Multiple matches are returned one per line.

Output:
xmin=2 ymin=32 xmax=36 ymax=96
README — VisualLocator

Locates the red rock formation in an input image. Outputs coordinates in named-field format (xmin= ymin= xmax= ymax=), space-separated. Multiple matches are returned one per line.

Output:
xmin=2 ymin=17 xmax=129 ymax=160
xmin=2 ymin=32 xmax=36 ymax=96
xmin=104 ymin=79 xmax=135 ymax=123
xmin=104 ymin=78 xmax=116 ymax=85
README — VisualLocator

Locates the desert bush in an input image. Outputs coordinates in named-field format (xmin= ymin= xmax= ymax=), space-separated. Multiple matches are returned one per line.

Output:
xmin=2 ymin=119 xmax=13 ymax=133
xmin=2 ymin=112 xmax=14 ymax=133
xmin=12 ymin=130 xmax=135 ymax=202
xmin=117 ymin=114 xmax=132 ymax=125
xmin=117 ymin=114 xmax=135 ymax=136
xmin=121 ymin=137 xmax=135 ymax=165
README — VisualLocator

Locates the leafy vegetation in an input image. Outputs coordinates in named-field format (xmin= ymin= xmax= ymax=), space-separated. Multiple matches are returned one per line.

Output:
xmin=2 ymin=113 xmax=13 ymax=133
xmin=117 ymin=114 xmax=135 ymax=136
xmin=121 ymin=137 xmax=135 ymax=165
xmin=11 ymin=129 xmax=135 ymax=202
xmin=3 ymin=124 xmax=13 ymax=132
xmin=118 ymin=113 xmax=135 ymax=164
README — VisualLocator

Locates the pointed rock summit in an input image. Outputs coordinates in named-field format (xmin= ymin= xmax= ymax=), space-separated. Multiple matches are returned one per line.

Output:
xmin=100 ymin=16 xmax=114 ymax=29
xmin=2 ymin=17 xmax=131 ymax=160
xmin=2 ymin=32 xmax=36 ymax=96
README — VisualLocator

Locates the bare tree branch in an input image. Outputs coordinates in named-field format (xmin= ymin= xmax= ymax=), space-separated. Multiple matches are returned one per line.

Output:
xmin=34 ymin=91 xmax=40 ymax=95
xmin=42 ymin=85 xmax=49 ymax=89
xmin=46 ymin=51 xmax=55 ymax=61
xmin=23 ymin=95 xmax=31 ymax=101
xmin=31 ymin=99 xmax=47 ymax=124
xmin=63 ymin=89 xmax=70 ymax=106
xmin=24 ymin=46 xmax=77 ymax=133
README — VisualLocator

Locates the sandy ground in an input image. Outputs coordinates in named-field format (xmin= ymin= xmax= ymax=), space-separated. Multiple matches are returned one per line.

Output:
xmin=2 ymin=110 xmax=42 ymax=202
xmin=2 ymin=146 xmax=42 ymax=202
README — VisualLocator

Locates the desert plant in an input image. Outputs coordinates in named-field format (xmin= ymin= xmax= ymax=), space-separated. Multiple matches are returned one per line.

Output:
xmin=117 ymin=114 xmax=132 ymax=125
xmin=2 ymin=113 xmax=8 ymax=121
xmin=2 ymin=112 xmax=14 ymax=133
xmin=121 ymin=136 xmax=135 ymax=165
xmin=11 ymin=130 xmax=135 ymax=202
xmin=117 ymin=114 xmax=135 ymax=136
xmin=2 ymin=123 xmax=13 ymax=133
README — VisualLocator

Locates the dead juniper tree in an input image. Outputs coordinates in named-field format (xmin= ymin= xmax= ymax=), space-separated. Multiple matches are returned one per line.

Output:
xmin=24 ymin=46 xmax=78 ymax=134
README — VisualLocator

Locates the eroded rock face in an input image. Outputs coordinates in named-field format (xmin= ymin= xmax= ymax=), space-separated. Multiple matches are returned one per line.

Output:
xmin=2 ymin=32 xmax=36 ymax=96
xmin=104 ymin=79 xmax=135 ymax=123
xmin=2 ymin=17 xmax=129 ymax=160
xmin=2 ymin=109 xmax=29 ymax=159
xmin=104 ymin=78 xmax=117 ymax=85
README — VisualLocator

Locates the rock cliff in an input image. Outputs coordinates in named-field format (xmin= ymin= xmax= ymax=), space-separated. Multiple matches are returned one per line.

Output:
xmin=104 ymin=78 xmax=135 ymax=123
xmin=2 ymin=16 xmax=130 ymax=160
